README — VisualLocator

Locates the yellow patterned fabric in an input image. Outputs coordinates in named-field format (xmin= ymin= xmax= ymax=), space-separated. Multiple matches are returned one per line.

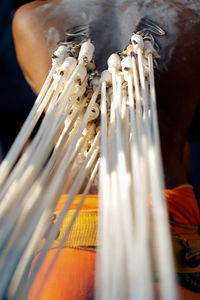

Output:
xmin=52 ymin=189 xmax=200 ymax=274
xmin=52 ymin=194 xmax=98 ymax=250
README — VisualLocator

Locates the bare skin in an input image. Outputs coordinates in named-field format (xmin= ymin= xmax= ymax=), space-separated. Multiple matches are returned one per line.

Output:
xmin=12 ymin=0 xmax=200 ymax=190
xmin=12 ymin=1 xmax=200 ymax=299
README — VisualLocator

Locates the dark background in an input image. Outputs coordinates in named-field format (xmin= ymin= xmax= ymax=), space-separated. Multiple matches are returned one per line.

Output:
xmin=0 ymin=0 xmax=35 ymax=160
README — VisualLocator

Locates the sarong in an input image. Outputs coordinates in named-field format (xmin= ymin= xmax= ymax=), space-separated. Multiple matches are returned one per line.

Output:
xmin=29 ymin=186 xmax=200 ymax=299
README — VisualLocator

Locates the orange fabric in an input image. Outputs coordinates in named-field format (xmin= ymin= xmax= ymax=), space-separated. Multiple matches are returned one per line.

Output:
xmin=28 ymin=248 xmax=96 ymax=300
xmin=177 ymin=285 xmax=200 ymax=300
xmin=56 ymin=194 xmax=98 ymax=211
xmin=54 ymin=194 xmax=98 ymax=249
xmin=165 ymin=185 xmax=200 ymax=237
xmin=29 ymin=188 xmax=200 ymax=300
xmin=29 ymin=195 xmax=97 ymax=300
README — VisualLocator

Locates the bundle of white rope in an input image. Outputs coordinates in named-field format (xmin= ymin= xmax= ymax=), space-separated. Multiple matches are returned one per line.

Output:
xmin=97 ymin=35 xmax=177 ymax=300
xmin=0 ymin=33 xmax=177 ymax=300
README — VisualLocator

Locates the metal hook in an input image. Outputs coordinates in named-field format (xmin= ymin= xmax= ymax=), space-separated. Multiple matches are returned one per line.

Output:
xmin=57 ymin=24 xmax=90 ymax=45
xmin=136 ymin=17 xmax=165 ymax=37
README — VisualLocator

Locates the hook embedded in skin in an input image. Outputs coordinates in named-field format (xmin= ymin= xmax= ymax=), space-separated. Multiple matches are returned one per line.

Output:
xmin=136 ymin=17 xmax=165 ymax=37
xmin=66 ymin=32 xmax=86 ymax=38
xmin=136 ymin=17 xmax=165 ymax=68
xmin=66 ymin=27 xmax=90 ymax=38
xmin=64 ymin=24 xmax=90 ymax=34
xmin=144 ymin=33 xmax=161 ymax=53
xmin=136 ymin=17 xmax=165 ymax=48
xmin=57 ymin=24 xmax=90 ymax=45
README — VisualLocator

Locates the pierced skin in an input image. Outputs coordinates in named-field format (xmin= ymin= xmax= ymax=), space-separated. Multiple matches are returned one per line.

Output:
xmin=12 ymin=1 xmax=200 ymax=299
xmin=13 ymin=0 xmax=200 ymax=189
xmin=12 ymin=0 xmax=200 ymax=187
xmin=12 ymin=1 xmax=200 ymax=191
xmin=13 ymin=5 xmax=199 ymax=182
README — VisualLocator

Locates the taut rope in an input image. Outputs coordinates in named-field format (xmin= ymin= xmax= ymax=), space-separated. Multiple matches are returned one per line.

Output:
xmin=0 ymin=27 xmax=178 ymax=300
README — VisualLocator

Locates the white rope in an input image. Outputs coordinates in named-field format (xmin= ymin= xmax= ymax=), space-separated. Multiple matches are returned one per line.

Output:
xmin=0 ymin=61 xmax=87 ymax=218
xmin=97 ymin=34 xmax=178 ymax=300
xmin=31 ymin=153 xmax=100 ymax=300
xmin=126 ymin=69 xmax=153 ymax=300
xmin=96 ymin=73 xmax=111 ymax=300
xmin=0 ymin=40 xmax=101 ymax=300
xmin=147 ymin=53 xmax=178 ymax=300
xmin=0 ymin=35 xmax=178 ymax=300
xmin=22 ymin=132 xmax=100 ymax=300
xmin=0 ymin=45 xmax=69 ymax=188
xmin=133 ymin=34 xmax=177 ymax=300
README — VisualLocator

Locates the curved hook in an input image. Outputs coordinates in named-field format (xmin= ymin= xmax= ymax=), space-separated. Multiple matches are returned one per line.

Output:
xmin=57 ymin=24 xmax=90 ymax=45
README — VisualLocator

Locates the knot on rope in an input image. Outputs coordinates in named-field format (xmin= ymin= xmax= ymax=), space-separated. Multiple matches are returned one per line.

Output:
xmin=144 ymin=40 xmax=160 ymax=59
xmin=88 ymin=103 xmax=100 ymax=122
xmin=52 ymin=45 xmax=68 ymax=67
xmin=131 ymin=34 xmax=144 ymax=53
xmin=107 ymin=53 xmax=121 ymax=72
xmin=0 ymin=22 xmax=178 ymax=300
